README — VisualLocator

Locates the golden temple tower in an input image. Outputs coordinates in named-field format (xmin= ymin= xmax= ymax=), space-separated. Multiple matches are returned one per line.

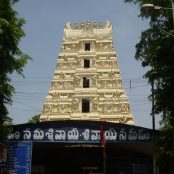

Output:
xmin=40 ymin=20 xmax=134 ymax=125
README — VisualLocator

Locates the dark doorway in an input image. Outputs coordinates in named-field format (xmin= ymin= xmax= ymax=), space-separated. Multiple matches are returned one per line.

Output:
xmin=83 ymin=77 xmax=90 ymax=88
xmin=85 ymin=43 xmax=90 ymax=51
xmin=31 ymin=143 xmax=103 ymax=174
xmin=84 ymin=59 xmax=90 ymax=68
xmin=31 ymin=141 xmax=153 ymax=174
xmin=82 ymin=99 xmax=90 ymax=113
xmin=106 ymin=143 xmax=152 ymax=174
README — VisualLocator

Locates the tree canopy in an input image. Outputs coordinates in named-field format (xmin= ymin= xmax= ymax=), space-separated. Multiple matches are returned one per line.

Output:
xmin=124 ymin=0 xmax=174 ymax=173
xmin=0 ymin=0 xmax=30 ymax=143
xmin=28 ymin=114 xmax=40 ymax=124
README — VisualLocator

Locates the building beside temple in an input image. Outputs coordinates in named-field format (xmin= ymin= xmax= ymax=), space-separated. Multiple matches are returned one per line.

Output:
xmin=7 ymin=21 xmax=157 ymax=174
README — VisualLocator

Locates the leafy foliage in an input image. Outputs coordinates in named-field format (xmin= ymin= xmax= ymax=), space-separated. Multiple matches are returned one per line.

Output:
xmin=28 ymin=114 xmax=40 ymax=124
xmin=154 ymin=116 xmax=174 ymax=173
xmin=124 ymin=0 xmax=174 ymax=172
xmin=0 ymin=0 xmax=30 ymax=143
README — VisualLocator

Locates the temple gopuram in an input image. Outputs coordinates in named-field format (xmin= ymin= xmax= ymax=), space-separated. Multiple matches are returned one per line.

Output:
xmin=40 ymin=20 xmax=134 ymax=125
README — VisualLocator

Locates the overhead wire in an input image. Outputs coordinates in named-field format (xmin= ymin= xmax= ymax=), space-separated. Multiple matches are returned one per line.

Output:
xmin=15 ymin=100 xmax=41 ymax=110
xmin=10 ymin=108 xmax=42 ymax=112
xmin=8 ymin=76 xmax=152 ymax=116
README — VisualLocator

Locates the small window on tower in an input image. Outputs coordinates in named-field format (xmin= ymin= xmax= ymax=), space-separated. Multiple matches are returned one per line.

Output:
xmin=84 ymin=59 xmax=90 ymax=68
xmin=82 ymin=99 xmax=90 ymax=113
xmin=83 ymin=77 xmax=90 ymax=88
xmin=85 ymin=43 xmax=90 ymax=51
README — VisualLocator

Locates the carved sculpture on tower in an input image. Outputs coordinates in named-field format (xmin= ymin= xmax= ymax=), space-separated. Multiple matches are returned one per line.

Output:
xmin=40 ymin=20 xmax=135 ymax=125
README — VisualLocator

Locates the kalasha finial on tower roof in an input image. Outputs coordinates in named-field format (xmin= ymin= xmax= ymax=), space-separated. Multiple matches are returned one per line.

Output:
xmin=80 ymin=21 xmax=84 ymax=29
xmin=65 ymin=22 xmax=71 ymax=29
xmin=93 ymin=21 xmax=97 ymax=29
xmin=98 ymin=20 xmax=103 ymax=29
xmin=105 ymin=20 xmax=111 ymax=28
xmin=86 ymin=20 xmax=91 ymax=29
xmin=74 ymin=22 xmax=78 ymax=30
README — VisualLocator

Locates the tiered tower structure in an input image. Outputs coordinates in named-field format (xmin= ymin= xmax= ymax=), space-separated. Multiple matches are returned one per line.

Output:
xmin=40 ymin=20 xmax=134 ymax=125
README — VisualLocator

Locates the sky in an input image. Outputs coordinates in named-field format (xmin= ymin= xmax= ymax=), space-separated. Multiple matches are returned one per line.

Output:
xmin=8 ymin=0 xmax=161 ymax=129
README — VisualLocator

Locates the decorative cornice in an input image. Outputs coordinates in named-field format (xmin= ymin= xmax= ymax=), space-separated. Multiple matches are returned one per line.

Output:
xmin=65 ymin=20 xmax=111 ymax=30
xmin=63 ymin=21 xmax=112 ymax=42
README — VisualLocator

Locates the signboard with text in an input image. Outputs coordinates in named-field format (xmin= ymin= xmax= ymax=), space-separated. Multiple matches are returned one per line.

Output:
xmin=7 ymin=121 xmax=153 ymax=143
xmin=8 ymin=142 xmax=32 ymax=174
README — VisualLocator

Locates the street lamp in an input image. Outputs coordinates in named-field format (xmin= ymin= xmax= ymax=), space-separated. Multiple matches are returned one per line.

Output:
xmin=141 ymin=2 xmax=174 ymax=26
xmin=141 ymin=3 xmax=174 ymax=10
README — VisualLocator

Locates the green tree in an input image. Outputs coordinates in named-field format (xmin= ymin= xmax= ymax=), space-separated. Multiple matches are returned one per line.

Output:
xmin=0 ymin=0 xmax=30 ymax=143
xmin=123 ymin=0 xmax=174 ymax=173
xmin=28 ymin=114 xmax=40 ymax=124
